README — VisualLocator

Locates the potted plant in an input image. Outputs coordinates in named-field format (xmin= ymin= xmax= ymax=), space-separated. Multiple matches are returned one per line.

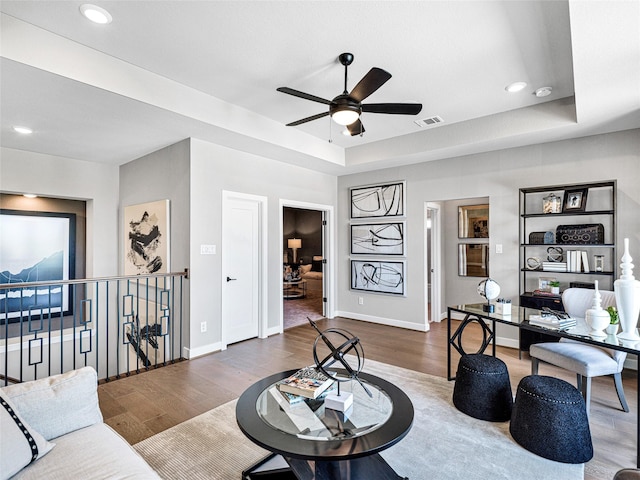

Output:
xmin=549 ymin=281 xmax=560 ymax=295
xmin=606 ymin=306 xmax=619 ymax=335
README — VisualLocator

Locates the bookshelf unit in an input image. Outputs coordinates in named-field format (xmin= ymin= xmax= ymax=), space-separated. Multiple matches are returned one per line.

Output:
xmin=519 ymin=180 xmax=617 ymax=349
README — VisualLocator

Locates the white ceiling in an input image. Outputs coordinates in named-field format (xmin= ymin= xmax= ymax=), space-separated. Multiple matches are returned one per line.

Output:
xmin=1 ymin=1 xmax=638 ymax=176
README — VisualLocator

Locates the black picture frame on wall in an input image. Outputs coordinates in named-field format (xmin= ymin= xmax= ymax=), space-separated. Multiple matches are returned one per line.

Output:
xmin=562 ymin=188 xmax=588 ymax=212
xmin=0 ymin=209 xmax=76 ymax=323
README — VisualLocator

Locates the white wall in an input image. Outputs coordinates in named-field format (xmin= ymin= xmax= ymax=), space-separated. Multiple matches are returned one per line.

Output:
xmin=337 ymin=130 xmax=640 ymax=343
xmin=188 ymin=138 xmax=337 ymax=355
xmin=0 ymin=147 xmax=119 ymax=277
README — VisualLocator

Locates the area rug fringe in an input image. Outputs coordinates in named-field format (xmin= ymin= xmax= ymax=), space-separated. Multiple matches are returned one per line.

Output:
xmin=135 ymin=359 xmax=585 ymax=480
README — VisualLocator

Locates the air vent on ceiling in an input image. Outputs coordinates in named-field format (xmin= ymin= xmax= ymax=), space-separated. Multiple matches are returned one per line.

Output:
xmin=414 ymin=116 xmax=444 ymax=128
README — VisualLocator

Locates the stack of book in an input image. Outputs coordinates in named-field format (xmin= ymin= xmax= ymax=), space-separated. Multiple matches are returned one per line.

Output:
xmin=542 ymin=261 xmax=567 ymax=272
xmin=277 ymin=366 xmax=335 ymax=402
xmin=529 ymin=314 xmax=576 ymax=330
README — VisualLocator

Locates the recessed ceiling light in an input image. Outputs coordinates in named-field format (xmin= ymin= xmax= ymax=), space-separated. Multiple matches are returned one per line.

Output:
xmin=535 ymin=87 xmax=553 ymax=98
xmin=505 ymin=82 xmax=527 ymax=93
xmin=13 ymin=126 xmax=33 ymax=134
xmin=80 ymin=4 xmax=112 ymax=24
xmin=23 ymin=194 xmax=38 ymax=199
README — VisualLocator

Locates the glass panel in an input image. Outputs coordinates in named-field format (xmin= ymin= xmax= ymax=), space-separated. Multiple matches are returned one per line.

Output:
xmin=256 ymin=377 xmax=392 ymax=440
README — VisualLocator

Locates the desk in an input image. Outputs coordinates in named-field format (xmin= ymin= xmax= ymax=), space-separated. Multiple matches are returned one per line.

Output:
xmin=236 ymin=369 xmax=413 ymax=479
xmin=447 ymin=303 xmax=640 ymax=467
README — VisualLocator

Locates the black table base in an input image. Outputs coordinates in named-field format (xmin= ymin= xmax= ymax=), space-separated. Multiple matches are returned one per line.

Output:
xmin=243 ymin=452 xmax=407 ymax=480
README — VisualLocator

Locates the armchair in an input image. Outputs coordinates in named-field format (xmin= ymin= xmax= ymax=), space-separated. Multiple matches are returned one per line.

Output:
xmin=529 ymin=287 xmax=629 ymax=413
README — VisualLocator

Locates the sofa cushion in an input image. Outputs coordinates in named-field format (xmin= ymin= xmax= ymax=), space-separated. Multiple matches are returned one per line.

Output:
xmin=1 ymin=366 xmax=103 ymax=440
xmin=11 ymin=422 xmax=161 ymax=480
xmin=0 ymin=391 xmax=55 ymax=480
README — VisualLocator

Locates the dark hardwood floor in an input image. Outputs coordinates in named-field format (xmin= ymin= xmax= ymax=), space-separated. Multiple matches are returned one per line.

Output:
xmin=98 ymin=317 xmax=638 ymax=479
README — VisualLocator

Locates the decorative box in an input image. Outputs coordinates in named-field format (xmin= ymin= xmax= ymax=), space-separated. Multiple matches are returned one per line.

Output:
xmin=496 ymin=302 xmax=511 ymax=315
xmin=556 ymin=224 xmax=605 ymax=244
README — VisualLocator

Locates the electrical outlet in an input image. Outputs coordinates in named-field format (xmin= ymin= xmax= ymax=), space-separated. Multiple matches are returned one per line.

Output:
xmin=200 ymin=321 xmax=207 ymax=333
xmin=496 ymin=244 xmax=503 ymax=254
xmin=358 ymin=297 xmax=364 ymax=305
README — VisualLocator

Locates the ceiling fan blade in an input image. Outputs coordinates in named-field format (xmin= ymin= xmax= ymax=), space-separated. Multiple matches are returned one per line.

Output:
xmin=277 ymin=87 xmax=332 ymax=105
xmin=349 ymin=68 xmax=392 ymax=102
xmin=286 ymin=111 xmax=330 ymax=126
xmin=346 ymin=119 xmax=365 ymax=136
xmin=362 ymin=103 xmax=423 ymax=115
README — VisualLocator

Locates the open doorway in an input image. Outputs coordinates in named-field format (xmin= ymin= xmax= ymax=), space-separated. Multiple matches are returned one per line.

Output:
xmin=283 ymin=206 xmax=324 ymax=329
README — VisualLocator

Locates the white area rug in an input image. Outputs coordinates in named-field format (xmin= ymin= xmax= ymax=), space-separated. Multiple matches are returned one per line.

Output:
xmin=134 ymin=360 xmax=584 ymax=479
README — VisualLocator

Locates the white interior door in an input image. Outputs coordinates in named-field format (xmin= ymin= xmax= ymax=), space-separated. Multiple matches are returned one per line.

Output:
xmin=222 ymin=195 xmax=260 ymax=345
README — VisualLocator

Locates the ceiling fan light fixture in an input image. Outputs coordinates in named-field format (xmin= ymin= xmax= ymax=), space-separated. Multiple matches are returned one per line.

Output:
xmin=331 ymin=108 xmax=360 ymax=126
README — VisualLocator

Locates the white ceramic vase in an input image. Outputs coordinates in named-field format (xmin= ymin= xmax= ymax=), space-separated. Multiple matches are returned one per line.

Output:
xmin=615 ymin=238 xmax=640 ymax=341
xmin=585 ymin=280 xmax=610 ymax=337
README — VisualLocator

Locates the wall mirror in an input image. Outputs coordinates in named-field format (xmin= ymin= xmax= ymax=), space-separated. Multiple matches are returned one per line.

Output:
xmin=458 ymin=204 xmax=489 ymax=238
xmin=458 ymin=244 xmax=489 ymax=277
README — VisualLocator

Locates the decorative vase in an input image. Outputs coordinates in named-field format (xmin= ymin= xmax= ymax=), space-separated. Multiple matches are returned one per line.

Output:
xmin=615 ymin=238 xmax=640 ymax=341
xmin=606 ymin=323 xmax=619 ymax=335
xmin=585 ymin=280 xmax=610 ymax=337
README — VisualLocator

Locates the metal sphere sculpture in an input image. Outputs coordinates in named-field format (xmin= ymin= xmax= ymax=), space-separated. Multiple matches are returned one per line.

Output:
xmin=308 ymin=318 xmax=372 ymax=397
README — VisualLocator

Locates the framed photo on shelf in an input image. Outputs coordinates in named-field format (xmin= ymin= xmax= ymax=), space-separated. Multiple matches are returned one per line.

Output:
xmin=562 ymin=188 xmax=588 ymax=213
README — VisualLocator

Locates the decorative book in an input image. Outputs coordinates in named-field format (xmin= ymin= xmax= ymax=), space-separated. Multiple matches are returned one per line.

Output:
xmin=279 ymin=383 xmax=337 ymax=404
xmin=278 ymin=366 xmax=335 ymax=399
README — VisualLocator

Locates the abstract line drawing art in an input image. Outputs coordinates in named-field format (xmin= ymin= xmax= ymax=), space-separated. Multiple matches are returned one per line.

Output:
xmin=0 ymin=210 xmax=76 ymax=322
xmin=351 ymin=260 xmax=405 ymax=295
xmin=124 ymin=200 xmax=170 ymax=275
xmin=351 ymin=222 xmax=405 ymax=255
xmin=350 ymin=181 xmax=405 ymax=218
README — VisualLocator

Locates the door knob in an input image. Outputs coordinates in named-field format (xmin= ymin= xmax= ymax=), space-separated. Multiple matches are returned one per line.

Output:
xmin=226 ymin=276 xmax=237 ymax=282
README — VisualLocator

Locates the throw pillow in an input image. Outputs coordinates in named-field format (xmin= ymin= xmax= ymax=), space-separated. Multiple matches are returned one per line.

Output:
xmin=0 ymin=391 xmax=55 ymax=480
xmin=1 ymin=366 xmax=103 ymax=440
xmin=299 ymin=264 xmax=312 ymax=274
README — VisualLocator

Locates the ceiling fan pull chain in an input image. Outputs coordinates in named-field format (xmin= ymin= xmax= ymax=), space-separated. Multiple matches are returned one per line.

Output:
xmin=328 ymin=116 xmax=333 ymax=143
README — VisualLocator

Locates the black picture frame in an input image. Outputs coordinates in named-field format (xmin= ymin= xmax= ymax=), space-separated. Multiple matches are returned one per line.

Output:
xmin=350 ymin=259 xmax=405 ymax=295
xmin=562 ymin=188 xmax=588 ymax=212
xmin=350 ymin=222 xmax=405 ymax=256
xmin=350 ymin=181 xmax=405 ymax=219
xmin=0 ymin=209 xmax=76 ymax=323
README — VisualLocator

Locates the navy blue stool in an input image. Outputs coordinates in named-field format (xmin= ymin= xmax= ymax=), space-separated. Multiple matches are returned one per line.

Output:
xmin=452 ymin=354 xmax=513 ymax=421
xmin=510 ymin=375 xmax=593 ymax=463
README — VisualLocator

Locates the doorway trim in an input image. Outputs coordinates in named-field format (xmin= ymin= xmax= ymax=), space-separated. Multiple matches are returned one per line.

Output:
xmin=425 ymin=202 xmax=442 ymax=324
xmin=279 ymin=199 xmax=335 ymax=333
xmin=221 ymin=190 xmax=268 ymax=350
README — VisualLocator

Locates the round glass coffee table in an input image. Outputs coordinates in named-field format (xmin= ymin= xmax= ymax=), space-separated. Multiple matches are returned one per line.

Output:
xmin=236 ymin=369 xmax=413 ymax=479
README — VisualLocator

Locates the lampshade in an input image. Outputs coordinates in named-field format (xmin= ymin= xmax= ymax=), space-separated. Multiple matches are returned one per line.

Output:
xmin=288 ymin=238 xmax=302 ymax=249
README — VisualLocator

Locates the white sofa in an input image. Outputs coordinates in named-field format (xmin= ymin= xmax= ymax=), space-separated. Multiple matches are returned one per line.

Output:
xmin=0 ymin=367 xmax=159 ymax=480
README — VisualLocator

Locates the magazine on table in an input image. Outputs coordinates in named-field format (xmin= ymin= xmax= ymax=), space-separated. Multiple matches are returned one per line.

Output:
xmin=277 ymin=366 xmax=335 ymax=399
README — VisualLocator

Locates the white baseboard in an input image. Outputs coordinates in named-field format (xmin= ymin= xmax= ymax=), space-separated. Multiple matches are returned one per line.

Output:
xmin=183 ymin=342 xmax=221 ymax=359
xmin=265 ymin=325 xmax=282 ymax=337
xmin=334 ymin=311 xmax=428 ymax=332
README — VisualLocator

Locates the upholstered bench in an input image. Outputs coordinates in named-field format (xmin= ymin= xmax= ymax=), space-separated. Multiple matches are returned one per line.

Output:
xmin=510 ymin=375 xmax=593 ymax=464
xmin=452 ymin=354 xmax=513 ymax=421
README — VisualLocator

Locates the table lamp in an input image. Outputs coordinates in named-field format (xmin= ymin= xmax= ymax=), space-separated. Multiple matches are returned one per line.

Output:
xmin=288 ymin=238 xmax=302 ymax=264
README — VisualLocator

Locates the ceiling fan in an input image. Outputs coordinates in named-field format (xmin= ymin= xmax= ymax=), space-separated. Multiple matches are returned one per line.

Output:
xmin=277 ymin=53 xmax=422 ymax=136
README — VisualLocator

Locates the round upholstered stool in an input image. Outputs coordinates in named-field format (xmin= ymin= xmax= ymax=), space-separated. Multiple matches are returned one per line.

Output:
xmin=452 ymin=354 xmax=513 ymax=421
xmin=510 ymin=375 xmax=593 ymax=464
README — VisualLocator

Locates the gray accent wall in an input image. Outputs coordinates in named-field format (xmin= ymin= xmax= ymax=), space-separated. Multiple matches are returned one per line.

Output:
xmin=337 ymin=129 xmax=640 ymax=345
